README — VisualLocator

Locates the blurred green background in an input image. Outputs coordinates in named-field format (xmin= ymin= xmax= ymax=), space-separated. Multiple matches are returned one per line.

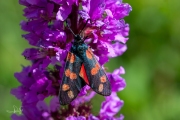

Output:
xmin=1 ymin=0 xmax=180 ymax=119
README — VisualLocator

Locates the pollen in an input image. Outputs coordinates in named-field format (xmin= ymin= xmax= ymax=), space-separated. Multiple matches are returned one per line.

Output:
xmin=86 ymin=50 xmax=92 ymax=59
xmin=70 ymin=72 xmax=77 ymax=80
xmin=98 ymin=84 xmax=103 ymax=92
xmin=70 ymin=54 xmax=75 ymax=63
xmin=65 ymin=69 xmax=71 ymax=77
xmin=62 ymin=84 xmax=70 ymax=91
xmin=100 ymin=75 xmax=106 ymax=83
xmin=91 ymin=68 xmax=98 ymax=75
xmin=68 ymin=90 xmax=74 ymax=99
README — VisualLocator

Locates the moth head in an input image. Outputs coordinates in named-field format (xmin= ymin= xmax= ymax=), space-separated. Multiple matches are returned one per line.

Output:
xmin=74 ymin=35 xmax=83 ymax=43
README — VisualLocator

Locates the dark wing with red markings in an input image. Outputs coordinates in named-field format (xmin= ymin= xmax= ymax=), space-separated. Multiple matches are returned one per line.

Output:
xmin=82 ymin=48 xmax=111 ymax=96
xmin=59 ymin=52 xmax=85 ymax=105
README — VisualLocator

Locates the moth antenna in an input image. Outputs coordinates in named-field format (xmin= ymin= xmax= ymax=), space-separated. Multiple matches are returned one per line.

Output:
xmin=66 ymin=20 xmax=76 ymax=37
xmin=79 ymin=19 xmax=91 ymax=35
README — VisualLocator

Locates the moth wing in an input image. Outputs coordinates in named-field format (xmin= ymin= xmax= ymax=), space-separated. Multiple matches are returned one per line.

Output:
xmin=82 ymin=48 xmax=111 ymax=96
xmin=59 ymin=52 xmax=85 ymax=105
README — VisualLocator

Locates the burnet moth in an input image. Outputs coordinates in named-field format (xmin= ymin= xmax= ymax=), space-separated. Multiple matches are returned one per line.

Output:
xmin=59 ymin=20 xmax=111 ymax=105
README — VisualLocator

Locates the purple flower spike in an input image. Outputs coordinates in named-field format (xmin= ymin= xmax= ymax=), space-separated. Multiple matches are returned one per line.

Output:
xmin=12 ymin=0 xmax=131 ymax=119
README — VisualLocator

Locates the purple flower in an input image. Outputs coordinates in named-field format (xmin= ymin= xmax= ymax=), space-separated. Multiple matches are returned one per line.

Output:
xmin=12 ymin=0 xmax=131 ymax=119
xmin=100 ymin=92 xmax=124 ymax=119
xmin=79 ymin=0 xmax=131 ymax=63
xmin=11 ymin=66 xmax=61 ymax=104
xmin=108 ymin=66 xmax=126 ymax=92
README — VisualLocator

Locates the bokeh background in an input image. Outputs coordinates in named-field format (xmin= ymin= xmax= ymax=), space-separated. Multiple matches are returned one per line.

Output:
xmin=1 ymin=0 xmax=180 ymax=119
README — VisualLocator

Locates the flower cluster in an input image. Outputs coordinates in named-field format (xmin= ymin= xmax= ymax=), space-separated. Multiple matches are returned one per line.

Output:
xmin=11 ymin=0 xmax=131 ymax=119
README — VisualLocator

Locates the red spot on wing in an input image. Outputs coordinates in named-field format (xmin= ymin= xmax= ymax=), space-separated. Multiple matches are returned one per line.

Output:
xmin=70 ymin=72 xmax=77 ymax=80
xmin=91 ymin=67 xmax=98 ymax=75
xmin=88 ymin=47 xmax=93 ymax=55
xmin=66 ymin=52 xmax=71 ymax=61
xmin=70 ymin=54 xmax=75 ymax=63
xmin=65 ymin=69 xmax=71 ymax=77
xmin=86 ymin=50 xmax=92 ymax=59
xmin=79 ymin=64 xmax=89 ymax=85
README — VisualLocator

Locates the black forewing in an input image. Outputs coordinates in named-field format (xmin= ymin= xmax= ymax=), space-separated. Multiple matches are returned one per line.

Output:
xmin=82 ymin=48 xmax=111 ymax=96
xmin=59 ymin=52 xmax=85 ymax=105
